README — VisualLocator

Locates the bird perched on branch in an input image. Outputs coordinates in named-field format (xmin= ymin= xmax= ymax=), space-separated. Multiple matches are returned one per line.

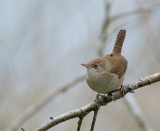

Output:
xmin=81 ymin=29 xmax=127 ymax=95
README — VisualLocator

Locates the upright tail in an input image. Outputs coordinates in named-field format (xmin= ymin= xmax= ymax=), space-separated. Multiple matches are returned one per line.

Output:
xmin=112 ymin=29 xmax=126 ymax=55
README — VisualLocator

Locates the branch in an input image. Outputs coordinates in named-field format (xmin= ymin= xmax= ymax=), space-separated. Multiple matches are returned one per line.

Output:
xmin=90 ymin=108 xmax=99 ymax=131
xmin=35 ymin=72 xmax=160 ymax=131
xmin=110 ymin=5 xmax=155 ymax=23
xmin=77 ymin=116 xmax=84 ymax=131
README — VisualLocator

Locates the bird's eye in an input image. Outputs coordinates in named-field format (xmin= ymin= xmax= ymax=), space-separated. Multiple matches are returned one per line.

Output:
xmin=93 ymin=64 xmax=99 ymax=68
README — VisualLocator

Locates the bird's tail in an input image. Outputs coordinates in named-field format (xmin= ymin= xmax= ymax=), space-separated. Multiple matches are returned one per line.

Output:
xmin=112 ymin=29 xmax=126 ymax=55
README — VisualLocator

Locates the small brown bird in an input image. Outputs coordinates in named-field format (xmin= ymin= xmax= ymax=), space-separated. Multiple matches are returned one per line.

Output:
xmin=81 ymin=29 xmax=127 ymax=94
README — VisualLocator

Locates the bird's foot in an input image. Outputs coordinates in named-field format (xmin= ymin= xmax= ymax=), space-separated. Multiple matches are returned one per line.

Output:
xmin=94 ymin=94 xmax=101 ymax=107
xmin=94 ymin=93 xmax=108 ymax=107
xmin=120 ymin=85 xmax=126 ymax=97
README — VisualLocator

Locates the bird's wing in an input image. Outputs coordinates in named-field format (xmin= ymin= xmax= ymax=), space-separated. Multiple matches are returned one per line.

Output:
xmin=110 ymin=55 xmax=128 ymax=78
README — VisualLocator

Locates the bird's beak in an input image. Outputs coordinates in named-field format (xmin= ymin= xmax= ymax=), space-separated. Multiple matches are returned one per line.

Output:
xmin=81 ymin=64 xmax=90 ymax=69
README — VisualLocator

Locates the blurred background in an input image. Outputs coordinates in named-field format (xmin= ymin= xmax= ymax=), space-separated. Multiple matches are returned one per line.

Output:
xmin=0 ymin=0 xmax=160 ymax=131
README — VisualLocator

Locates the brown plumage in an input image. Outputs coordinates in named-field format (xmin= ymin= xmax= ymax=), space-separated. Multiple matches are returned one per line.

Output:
xmin=81 ymin=29 xmax=128 ymax=94
xmin=112 ymin=29 xmax=126 ymax=55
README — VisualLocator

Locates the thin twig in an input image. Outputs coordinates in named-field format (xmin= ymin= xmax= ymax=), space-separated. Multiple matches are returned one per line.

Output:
xmin=7 ymin=75 xmax=85 ymax=131
xmin=90 ymin=109 xmax=99 ymax=131
xmin=77 ymin=116 xmax=84 ymax=131
xmin=34 ymin=72 xmax=160 ymax=131
xmin=110 ymin=4 xmax=158 ymax=23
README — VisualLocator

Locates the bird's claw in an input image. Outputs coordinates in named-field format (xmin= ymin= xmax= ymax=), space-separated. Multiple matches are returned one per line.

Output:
xmin=120 ymin=85 xmax=126 ymax=97
xmin=94 ymin=94 xmax=101 ymax=107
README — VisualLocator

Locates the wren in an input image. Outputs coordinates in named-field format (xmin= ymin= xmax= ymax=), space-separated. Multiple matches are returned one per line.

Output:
xmin=81 ymin=29 xmax=127 ymax=94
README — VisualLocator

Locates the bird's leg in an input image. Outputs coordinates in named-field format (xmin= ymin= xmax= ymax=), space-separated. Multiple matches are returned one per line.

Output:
xmin=94 ymin=94 xmax=107 ymax=107
xmin=120 ymin=85 xmax=126 ymax=97
xmin=94 ymin=94 xmax=101 ymax=107
xmin=120 ymin=85 xmax=135 ymax=96
xmin=94 ymin=93 xmax=109 ymax=106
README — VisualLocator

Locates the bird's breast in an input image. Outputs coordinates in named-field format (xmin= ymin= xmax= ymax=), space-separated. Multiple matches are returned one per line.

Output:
xmin=86 ymin=70 xmax=124 ymax=94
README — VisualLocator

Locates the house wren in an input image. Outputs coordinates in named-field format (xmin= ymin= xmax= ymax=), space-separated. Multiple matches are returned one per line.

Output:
xmin=81 ymin=29 xmax=127 ymax=94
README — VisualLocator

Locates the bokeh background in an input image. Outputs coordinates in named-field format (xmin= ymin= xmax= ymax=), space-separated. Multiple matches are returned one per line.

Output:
xmin=1 ymin=0 xmax=160 ymax=131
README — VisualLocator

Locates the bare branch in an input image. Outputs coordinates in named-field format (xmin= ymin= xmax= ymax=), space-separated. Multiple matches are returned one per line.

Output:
xmin=110 ymin=5 xmax=156 ymax=23
xmin=35 ymin=72 xmax=160 ymax=131
xmin=77 ymin=116 xmax=84 ymax=131
xmin=90 ymin=108 xmax=99 ymax=131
